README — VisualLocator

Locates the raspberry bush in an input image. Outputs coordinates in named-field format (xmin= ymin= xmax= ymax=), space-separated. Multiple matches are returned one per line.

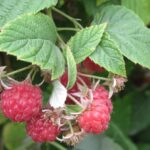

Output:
xmin=0 ymin=0 xmax=150 ymax=150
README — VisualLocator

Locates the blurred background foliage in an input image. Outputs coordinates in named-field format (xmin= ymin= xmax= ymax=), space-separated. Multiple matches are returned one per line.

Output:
xmin=0 ymin=0 xmax=150 ymax=150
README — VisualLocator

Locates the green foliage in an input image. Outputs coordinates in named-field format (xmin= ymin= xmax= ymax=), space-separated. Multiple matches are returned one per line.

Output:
xmin=0 ymin=13 xmax=65 ymax=79
xmin=73 ymin=134 xmax=123 ymax=150
xmin=137 ymin=126 xmax=150 ymax=143
xmin=0 ymin=0 xmax=150 ymax=150
xmin=111 ymin=95 xmax=132 ymax=135
xmin=0 ymin=113 xmax=7 ymax=124
xmin=0 ymin=0 xmax=58 ymax=28
xmin=68 ymin=24 xmax=106 ymax=63
xmin=93 ymin=5 xmax=150 ymax=70
xmin=2 ymin=123 xmax=26 ymax=150
xmin=66 ymin=105 xmax=82 ymax=113
xmin=90 ymin=32 xmax=126 ymax=76
xmin=121 ymin=0 xmax=150 ymax=24
xmin=81 ymin=0 xmax=121 ymax=16
xmin=65 ymin=46 xmax=77 ymax=89
xmin=106 ymin=122 xmax=137 ymax=150
xmin=138 ymin=144 xmax=150 ymax=150
xmin=130 ymin=92 xmax=150 ymax=135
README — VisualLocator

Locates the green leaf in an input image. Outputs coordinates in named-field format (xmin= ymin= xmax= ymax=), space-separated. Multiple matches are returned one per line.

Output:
xmin=130 ymin=92 xmax=150 ymax=135
xmin=106 ymin=122 xmax=138 ymax=150
xmin=66 ymin=105 xmax=82 ymax=113
xmin=93 ymin=5 xmax=150 ymax=70
xmin=0 ymin=13 xmax=65 ymax=79
xmin=81 ymin=0 xmax=105 ymax=16
xmin=0 ymin=0 xmax=58 ymax=28
xmin=3 ymin=123 xmax=26 ymax=150
xmin=121 ymin=0 xmax=150 ymax=24
xmin=138 ymin=144 xmax=150 ymax=150
xmin=81 ymin=0 xmax=120 ymax=16
xmin=137 ymin=126 xmax=150 ymax=143
xmin=68 ymin=24 xmax=106 ymax=63
xmin=111 ymin=94 xmax=133 ymax=135
xmin=73 ymin=134 xmax=123 ymax=150
xmin=90 ymin=32 xmax=126 ymax=76
xmin=0 ymin=113 xmax=7 ymax=124
xmin=49 ymin=80 xmax=67 ymax=108
xmin=65 ymin=46 xmax=77 ymax=89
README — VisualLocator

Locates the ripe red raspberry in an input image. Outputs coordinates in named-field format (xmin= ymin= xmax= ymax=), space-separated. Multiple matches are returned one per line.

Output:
xmin=78 ymin=106 xmax=110 ymax=134
xmin=78 ymin=86 xmax=112 ymax=134
xmin=93 ymin=86 xmax=113 ymax=113
xmin=26 ymin=112 xmax=60 ymax=142
xmin=82 ymin=57 xmax=105 ymax=73
xmin=0 ymin=81 xmax=42 ymax=122
xmin=60 ymin=71 xmax=91 ymax=104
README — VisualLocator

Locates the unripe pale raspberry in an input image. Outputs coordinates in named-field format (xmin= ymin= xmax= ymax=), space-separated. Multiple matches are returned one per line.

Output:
xmin=26 ymin=112 xmax=60 ymax=142
xmin=82 ymin=57 xmax=105 ymax=73
xmin=0 ymin=81 xmax=42 ymax=122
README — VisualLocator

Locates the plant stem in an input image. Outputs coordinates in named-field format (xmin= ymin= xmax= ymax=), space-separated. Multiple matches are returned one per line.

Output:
xmin=52 ymin=7 xmax=83 ymax=29
xmin=57 ymin=27 xmax=80 ymax=32
xmin=78 ymin=72 xmax=111 ymax=81
xmin=57 ymin=34 xmax=66 ymax=46
xmin=77 ymin=76 xmax=88 ymax=87
xmin=67 ymin=94 xmax=84 ymax=109
xmin=57 ymin=33 xmax=66 ymax=51
xmin=67 ymin=120 xmax=74 ymax=134
xmin=31 ymin=69 xmax=37 ymax=81
xmin=50 ymin=142 xmax=67 ymax=150
xmin=1 ymin=65 xmax=33 ymax=78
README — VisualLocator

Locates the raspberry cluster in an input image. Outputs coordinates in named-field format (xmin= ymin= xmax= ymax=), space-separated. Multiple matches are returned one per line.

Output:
xmin=0 ymin=58 xmax=121 ymax=145
xmin=0 ymin=81 xmax=60 ymax=142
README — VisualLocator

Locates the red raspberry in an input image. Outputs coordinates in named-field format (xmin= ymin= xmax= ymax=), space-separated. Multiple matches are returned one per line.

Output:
xmin=0 ymin=81 xmax=42 ymax=122
xmin=60 ymin=71 xmax=91 ymax=104
xmin=82 ymin=57 xmax=105 ymax=73
xmin=26 ymin=112 xmax=60 ymax=142
xmin=78 ymin=106 xmax=110 ymax=134
xmin=93 ymin=86 xmax=113 ymax=113
xmin=78 ymin=86 xmax=112 ymax=134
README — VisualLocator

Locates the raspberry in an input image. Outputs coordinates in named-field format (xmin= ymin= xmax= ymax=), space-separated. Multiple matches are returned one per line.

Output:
xmin=78 ymin=86 xmax=112 ymax=134
xmin=26 ymin=112 xmax=60 ymax=142
xmin=82 ymin=57 xmax=105 ymax=73
xmin=0 ymin=81 xmax=42 ymax=122
xmin=93 ymin=86 xmax=113 ymax=113
xmin=60 ymin=71 xmax=91 ymax=104
xmin=78 ymin=108 xmax=110 ymax=134
xmin=93 ymin=86 xmax=109 ymax=99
